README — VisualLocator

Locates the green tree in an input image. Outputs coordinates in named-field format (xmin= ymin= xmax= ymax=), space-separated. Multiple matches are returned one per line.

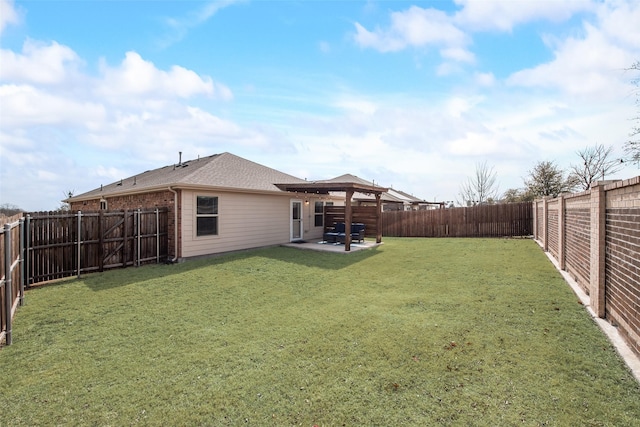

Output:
xmin=501 ymin=188 xmax=534 ymax=203
xmin=525 ymin=161 xmax=577 ymax=198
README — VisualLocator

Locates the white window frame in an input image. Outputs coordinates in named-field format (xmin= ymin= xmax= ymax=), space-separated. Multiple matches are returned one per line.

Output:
xmin=195 ymin=195 xmax=219 ymax=237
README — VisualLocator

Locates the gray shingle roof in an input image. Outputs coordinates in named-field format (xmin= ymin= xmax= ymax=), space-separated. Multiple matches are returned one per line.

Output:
xmin=69 ymin=152 xmax=307 ymax=201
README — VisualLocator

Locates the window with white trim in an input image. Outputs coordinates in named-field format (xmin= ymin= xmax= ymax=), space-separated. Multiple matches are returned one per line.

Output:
xmin=314 ymin=201 xmax=333 ymax=227
xmin=196 ymin=196 xmax=218 ymax=236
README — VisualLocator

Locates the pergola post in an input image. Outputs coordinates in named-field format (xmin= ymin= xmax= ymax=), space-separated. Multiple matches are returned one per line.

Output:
xmin=344 ymin=189 xmax=354 ymax=251
xmin=375 ymin=193 xmax=382 ymax=243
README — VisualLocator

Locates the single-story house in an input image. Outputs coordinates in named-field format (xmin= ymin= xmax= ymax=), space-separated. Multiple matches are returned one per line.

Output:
xmin=66 ymin=152 xmax=388 ymax=259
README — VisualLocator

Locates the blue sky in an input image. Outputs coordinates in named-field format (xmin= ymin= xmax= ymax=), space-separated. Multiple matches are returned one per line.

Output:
xmin=1 ymin=0 xmax=639 ymax=211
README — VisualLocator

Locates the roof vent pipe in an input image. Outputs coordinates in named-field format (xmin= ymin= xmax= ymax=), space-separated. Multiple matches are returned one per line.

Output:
xmin=179 ymin=151 xmax=182 ymax=166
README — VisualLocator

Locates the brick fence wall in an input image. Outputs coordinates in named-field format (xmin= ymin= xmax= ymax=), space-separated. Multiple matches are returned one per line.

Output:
xmin=534 ymin=176 xmax=640 ymax=357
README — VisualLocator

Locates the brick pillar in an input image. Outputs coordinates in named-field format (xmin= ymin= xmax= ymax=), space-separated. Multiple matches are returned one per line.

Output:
xmin=542 ymin=197 xmax=549 ymax=251
xmin=558 ymin=195 xmax=565 ymax=270
xmin=590 ymin=184 xmax=606 ymax=318
xmin=533 ymin=200 xmax=538 ymax=241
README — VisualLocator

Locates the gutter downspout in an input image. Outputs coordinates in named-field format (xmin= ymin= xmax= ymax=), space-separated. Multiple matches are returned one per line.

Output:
xmin=168 ymin=187 xmax=179 ymax=262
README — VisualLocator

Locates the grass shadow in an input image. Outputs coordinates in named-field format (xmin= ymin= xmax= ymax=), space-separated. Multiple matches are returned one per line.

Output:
xmin=29 ymin=244 xmax=382 ymax=293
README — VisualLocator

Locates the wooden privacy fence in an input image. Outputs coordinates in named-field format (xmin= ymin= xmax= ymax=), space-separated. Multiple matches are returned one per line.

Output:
xmin=1 ymin=214 xmax=25 ymax=346
xmin=324 ymin=205 xmax=380 ymax=237
xmin=0 ymin=209 xmax=168 ymax=346
xmin=25 ymin=209 xmax=169 ymax=286
xmin=382 ymin=202 xmax=533 ymax=238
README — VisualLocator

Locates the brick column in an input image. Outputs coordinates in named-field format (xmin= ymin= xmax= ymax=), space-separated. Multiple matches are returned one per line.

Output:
xmin=589 ymin=184 xmax=606 ymax=318
xmin=558 ymin=195 xmax=565 ymax=270
xmin=533 ymin=200 xmax=538 ymax=241
xmin=542 ymin=197 xmax=549 ymax=251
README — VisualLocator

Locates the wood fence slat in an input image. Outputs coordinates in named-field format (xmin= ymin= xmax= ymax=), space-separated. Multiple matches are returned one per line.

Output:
xmin=23 ymin=209 xmax=168 ymax=285
xmin=379 ymin=202 xmax=533 ymax=238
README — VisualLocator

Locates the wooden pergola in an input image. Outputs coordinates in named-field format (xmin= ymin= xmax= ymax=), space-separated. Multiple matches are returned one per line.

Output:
xmin=276 ymin=180 xmax=388 ymax=251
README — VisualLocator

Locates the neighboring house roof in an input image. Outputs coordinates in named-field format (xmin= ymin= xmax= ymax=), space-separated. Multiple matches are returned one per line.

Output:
xmin=391 ymin=189 xmax=426 ymax=203
xmin=67 ymin=152 xmax=307 ymax=202
xmin=275 ymin=173 xmax=388 ymax=195
xmin=319 ymin=175 xmax=424 ymax=204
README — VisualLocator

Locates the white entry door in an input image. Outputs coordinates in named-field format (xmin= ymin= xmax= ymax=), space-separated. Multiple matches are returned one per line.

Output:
xmin=291 ymin=200 xmax=303 ymax=241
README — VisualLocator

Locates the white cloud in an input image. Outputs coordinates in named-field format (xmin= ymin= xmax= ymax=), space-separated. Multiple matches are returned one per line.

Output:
xmin=0 ymin=40 xmax=82 ymax=84
xmin=0 ymin=84 xmax=105 ymax=127
xmin=446 ymin=96 xmax=483 ymax=118
xmin=334 ymin=98 xmax=378 ymax=115
xmin=354 ymin=6 xmax=468 ymax=53
xmin=0 ymin=37 xmax=265 ymax=210
xmin=475 ymin=72 xmax=496 ymax=87
xmin=159 ymin=0 xmax=246 ymax=48
xmin=453 ymin=0 xmax=593 ymax=32
xmin=95 ymin=165 xmax=127 ymax=181
xmin=440 ymin=46 xmax=475 ymax=64
xmin=0 ymin=0 xmax=19 ymax=34
xmin=97 ymin=52 xmax=231 ymax=100
xmin=318 ymin=40 xmax=331 ymax=53
xmin=597 ymin=0 xmax=640 ymax=50
xmin=507 ymin=1 xmax=640 ymax=100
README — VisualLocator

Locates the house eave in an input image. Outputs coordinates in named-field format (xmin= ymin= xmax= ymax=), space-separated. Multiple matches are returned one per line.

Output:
xmin=66 ymin=183 xmax=344 ymax=204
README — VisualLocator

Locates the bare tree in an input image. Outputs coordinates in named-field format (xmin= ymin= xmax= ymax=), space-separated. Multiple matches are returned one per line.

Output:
xmin=569 ymin=144 xmax=623 ymax=190
xmin=623 ymin=61 xmax=640 ymax=163
xmin=57 ymin=190 xmax=75 ymax=212
xmin=525 ymin=160 xmax=577 ymax=198
xmin=0 ymin=203 xmax=24 ymax=217
xmin=458 ymin=161 xmax=499 ymax=206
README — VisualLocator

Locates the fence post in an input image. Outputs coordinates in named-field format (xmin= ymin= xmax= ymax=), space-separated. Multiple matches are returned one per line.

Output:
xmin=98 ymin=210 xmax=104 ymax=272
xmin=542 ymin=197 xmax=549 ymax=251
xmin=77 ymin=211 xmax=82 ymax=278
xmin=24 ymin=214 xmax=30 ymax=288
xmin=137 ymin=209 xmax=141 ymax=267
xmin=557 ymin=195 xmax=565 ymax=270
xmin=532 ymin=201 xmax=537 ymax=239
xmin=4 ymin=223 xmax=12 ymax=345
xmin=155 ymin=208 xmax=160 ymax=263
xmin=19 ymin=217 xmax=25 ymax=306
xmin=590 ymin=184 xmax=606 ymax=318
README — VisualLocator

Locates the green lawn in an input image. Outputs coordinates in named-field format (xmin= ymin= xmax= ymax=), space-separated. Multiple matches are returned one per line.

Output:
xmin=1 ymin=238 xmax=639 ymax=426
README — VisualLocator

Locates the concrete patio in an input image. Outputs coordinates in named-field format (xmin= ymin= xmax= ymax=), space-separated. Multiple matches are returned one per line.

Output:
xmin=281 ymin=239 xmax=382 ymax=253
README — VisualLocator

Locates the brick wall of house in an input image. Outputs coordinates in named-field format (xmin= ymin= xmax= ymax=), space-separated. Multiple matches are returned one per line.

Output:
xmin=535 ymin=177 xmax=640 ymax=357
xmin=70 ymin=190 xmax=180 ymax=259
